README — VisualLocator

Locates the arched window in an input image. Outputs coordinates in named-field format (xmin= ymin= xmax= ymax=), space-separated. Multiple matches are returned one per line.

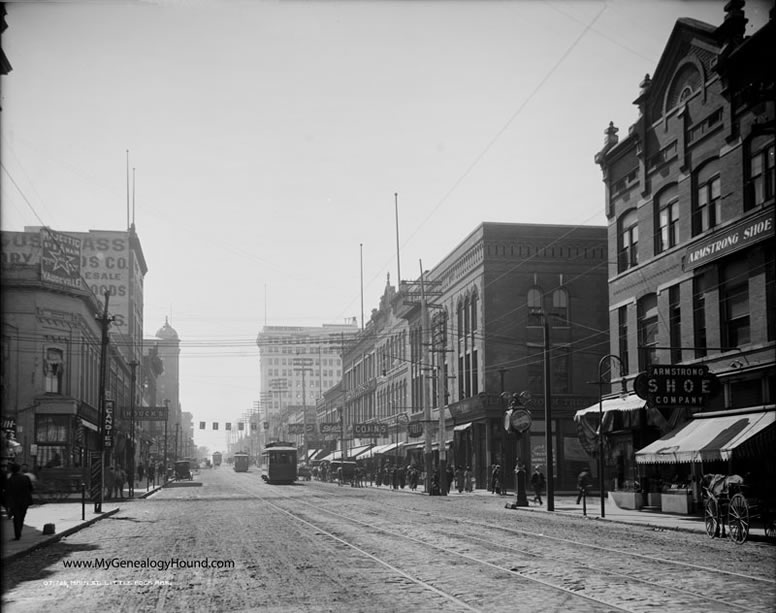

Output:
xmin=552 ymin=288 xmax=569 ymax=324
xmin=655 ymin=184 xmax=679 ymax=254
xmin=694 ymin=159 xmax=721 ymax=235
xmin=527 ymin=287 xmax=543 ymax=325
xmin=618 ymin=210 xmax=638 ymax=272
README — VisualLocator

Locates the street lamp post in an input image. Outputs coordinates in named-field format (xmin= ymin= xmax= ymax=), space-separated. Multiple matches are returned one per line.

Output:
xmin=595 ymin=355 xmax=627 ymax=518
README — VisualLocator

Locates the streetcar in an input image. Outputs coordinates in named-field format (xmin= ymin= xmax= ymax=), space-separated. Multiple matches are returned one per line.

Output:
xmin=212 ymin=452 xmax=222 ymax=467
xmin=260 ymin=442 xmax=298 ymax=484
xmin=233 ymin=451 xmax=250 ymax=473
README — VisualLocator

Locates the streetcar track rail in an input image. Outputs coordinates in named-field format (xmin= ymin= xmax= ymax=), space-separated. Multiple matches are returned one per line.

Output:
xmin=225 ymin=481 xmax=645 ymax=612
xmin=274 ymin=489 xmax=771 ymax=613
xmin=300 ymin=483 xmax=776 ymax=584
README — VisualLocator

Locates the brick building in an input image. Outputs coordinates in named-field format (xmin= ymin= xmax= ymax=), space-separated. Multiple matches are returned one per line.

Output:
xmin=588 ymin=3 xmax=774 ymax=510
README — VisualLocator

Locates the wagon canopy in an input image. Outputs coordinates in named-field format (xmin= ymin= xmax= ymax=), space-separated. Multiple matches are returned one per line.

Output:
xmin=635 ymin=407 xmax=775 ymax=464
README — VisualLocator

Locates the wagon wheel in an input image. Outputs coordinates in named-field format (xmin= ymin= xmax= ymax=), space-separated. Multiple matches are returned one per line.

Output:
xmin=728 ymin=493 xmax=750 ymax=544
xmin=704 ymin=497 xmax=719 ymax=538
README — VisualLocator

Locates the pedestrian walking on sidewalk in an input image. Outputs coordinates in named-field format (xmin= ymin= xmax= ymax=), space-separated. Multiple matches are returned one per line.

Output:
xmin=530 ymin=466 xmax=545 ymax=505
xmin=104 ymin=466 xmax=115 ymax=500
xmin=5 ymin=463 xmax=33 ymax=540
xmin=464 ymin=466 xmax=473 ymax=492
xmin=137 ymin=462 xmax=145 ymax=485
xmin=576 ymin=469 xmax=592 ymax=504
xmin=147 ymin=463 xmax=155 ymax=487
xmin=114 ymin=466 xmax=126 ymax=500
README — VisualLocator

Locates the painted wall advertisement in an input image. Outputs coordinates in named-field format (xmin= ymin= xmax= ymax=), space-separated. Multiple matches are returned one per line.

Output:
xmin=2 ymin=229 xmax=135 ymax=348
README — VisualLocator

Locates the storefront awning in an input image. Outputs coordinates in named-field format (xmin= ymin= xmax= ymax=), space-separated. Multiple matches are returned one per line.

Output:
xmin=345 ymin=444 xmax=373 ymax=460
xmin=635 ymin=408 xmax=776 ymax=464
xmin=574 ymin=394 xmax=646 ymax=420
xmin=454 ymin=422 xmax=472 ymax=432
xmin=360 ymin=442 xmax=405 ymax=458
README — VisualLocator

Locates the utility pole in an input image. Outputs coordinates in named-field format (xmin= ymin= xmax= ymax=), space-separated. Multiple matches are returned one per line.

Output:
xmin=95 ymin=292 xmax=115 ymax=514
xmin=420 ymin=260 xmax=433 ymax=494
xmin=163 ymin=399 xmax=169 ymax=482
xmin=128 ymin=360 xmax=138 ymax=498
xmin=437 ymin=353 xmax=447 ymax=496
xmin=541 ymin=311 xmax=554 ymax=512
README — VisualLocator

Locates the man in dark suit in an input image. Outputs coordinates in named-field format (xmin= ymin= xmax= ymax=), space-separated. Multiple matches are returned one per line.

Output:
xmin=5 ymin=463 xmax=33 ymax=540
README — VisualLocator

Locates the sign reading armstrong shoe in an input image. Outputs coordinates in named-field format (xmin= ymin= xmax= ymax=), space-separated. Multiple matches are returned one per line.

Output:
xmin=634 ymin=365 xmax=720 ymax=408
xmin=683 ymin=209 xmax=773 ymax=270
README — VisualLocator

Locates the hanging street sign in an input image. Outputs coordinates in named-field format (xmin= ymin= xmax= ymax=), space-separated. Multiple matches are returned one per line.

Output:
xmin=634 ymin=364 xmax=721 ymax=408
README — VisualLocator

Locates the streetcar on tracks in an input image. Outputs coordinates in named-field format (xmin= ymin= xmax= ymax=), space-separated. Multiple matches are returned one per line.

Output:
xmin=233 ymin=451 xmax=250 ymax=472
xmin=260 ymin=442 xmax=298 ymax=484
xmin=212 ymin=452 xmax=222 ymax=467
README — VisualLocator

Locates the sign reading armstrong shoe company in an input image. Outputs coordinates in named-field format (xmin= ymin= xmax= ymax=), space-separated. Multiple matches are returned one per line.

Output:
xmin=683 ymin=209 xmax=773 ymax=270
xmin=634 ymin=365 xmax=720 ymax=408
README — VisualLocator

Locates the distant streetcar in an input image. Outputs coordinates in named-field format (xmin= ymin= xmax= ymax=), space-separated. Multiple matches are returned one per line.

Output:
xmin=212 ymin=452 xmax=222 ymax=467
xmin=261 ymin=442 xmax=297 ymax=484
xmin=233 ymin=452 xmax=250 ymax=472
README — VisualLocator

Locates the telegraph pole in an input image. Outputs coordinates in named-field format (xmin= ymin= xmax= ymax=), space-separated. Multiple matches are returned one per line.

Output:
xmin=128 ymin=360 xmax=138 ymax=497
xmin=95 ymin=292 xmax=115 ymax=514
xmin=420 ymin=260 xmax=433 ymax=494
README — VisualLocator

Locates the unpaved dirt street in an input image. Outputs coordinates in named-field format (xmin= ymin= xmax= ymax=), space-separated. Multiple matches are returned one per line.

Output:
xmin=3 ymin=468 xmax=774 ymax=613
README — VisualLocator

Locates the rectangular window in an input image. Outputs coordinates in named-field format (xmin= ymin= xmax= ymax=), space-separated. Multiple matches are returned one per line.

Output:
xmin=748 ymin=141 xmax=775 ymax=209
xmin=458 ymin=355 xmax=465 ymax=399
xmin=693 ymin=274 xmax=708 ymax=358
xmin=696 ymin=175 xmax=721 ymax=233
xmin=552 ymin=346 xmax=569 ymax=394
xmin=44 ymin=348 xmax=64 ymax=394
xmin=721 ymin=259 xmax=750 ymax=348
xmin=527 ymin=347 xmax=543 ymax=393
xmin=669 ymin=285 xmax=681 ymax=363
xmin=619 ymin=224 xmax=638 ymax=272
xmin=471 ymin=349 xmax=478 ymax=396
xmin=618 ymin=306 xmax=629 ymax=373
xmin=657 ymin=201 xmax=679 ymax=253
xmin=638 ymin=294 xmax=659 ymax=370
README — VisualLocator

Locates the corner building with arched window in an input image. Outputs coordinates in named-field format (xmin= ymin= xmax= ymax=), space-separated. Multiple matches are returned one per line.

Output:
xmin=591 ymin=5 xmax=774 ymax=511
xmin=410 ymin=222 xmax=609 ymax=492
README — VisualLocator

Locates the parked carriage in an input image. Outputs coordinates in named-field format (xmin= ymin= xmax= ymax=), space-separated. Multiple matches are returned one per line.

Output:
xmin=702 ymin=473 xmax=776 ymax=544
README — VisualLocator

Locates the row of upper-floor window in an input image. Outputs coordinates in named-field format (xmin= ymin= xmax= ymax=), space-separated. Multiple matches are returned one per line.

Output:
xmin=617 ymin=250 xmax=774 ymax=374
xmin=617 ymin=136 xmax=774 ymax=273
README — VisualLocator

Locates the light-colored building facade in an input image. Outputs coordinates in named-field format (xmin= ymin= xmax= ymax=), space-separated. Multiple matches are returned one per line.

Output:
xmin=256 ymin=322 xmax=359 ymax=442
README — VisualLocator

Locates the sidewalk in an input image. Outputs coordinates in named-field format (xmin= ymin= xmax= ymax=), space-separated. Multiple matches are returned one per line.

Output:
xmin=1 ymin=482 xmax=165 ymax=563
xmin=501 ymin=492 xmax=708 ymax=534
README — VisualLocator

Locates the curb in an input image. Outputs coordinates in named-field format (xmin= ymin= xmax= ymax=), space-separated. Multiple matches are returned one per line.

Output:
xmin=3 ymin=507 xmax=121 ymax=564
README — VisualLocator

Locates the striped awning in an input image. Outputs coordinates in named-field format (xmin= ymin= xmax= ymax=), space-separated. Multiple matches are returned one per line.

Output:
xmin=635 ymin=408 xmax=775 ymax=464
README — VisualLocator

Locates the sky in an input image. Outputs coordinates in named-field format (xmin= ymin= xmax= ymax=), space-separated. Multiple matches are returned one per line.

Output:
xmin=1 ymin=0 xmax=771 ymax=454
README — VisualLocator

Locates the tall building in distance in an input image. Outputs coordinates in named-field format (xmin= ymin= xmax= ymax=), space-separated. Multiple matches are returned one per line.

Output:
xmin=256 ymin=322 xmax=359 ymax=439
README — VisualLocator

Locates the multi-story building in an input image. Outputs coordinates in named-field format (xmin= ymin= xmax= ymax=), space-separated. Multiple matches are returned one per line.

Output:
xmin=407 ymin=222 xmax=609 ymax=491
xmin=590 ymin=4 xmax=774 ymax=509
xmin=256 ymin=322 xmax=359 ymax=443
xmin=1 ymin=225 xmax=148 ymax=477
xmin=143 ymin=318 xmax=181 ymax=466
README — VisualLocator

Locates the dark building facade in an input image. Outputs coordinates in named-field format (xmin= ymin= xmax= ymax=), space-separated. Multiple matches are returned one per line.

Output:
xmin=590 ymin=4 xmax=775 ymax=510
xmin=398 ymin=222 xmax=609 ymax=492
